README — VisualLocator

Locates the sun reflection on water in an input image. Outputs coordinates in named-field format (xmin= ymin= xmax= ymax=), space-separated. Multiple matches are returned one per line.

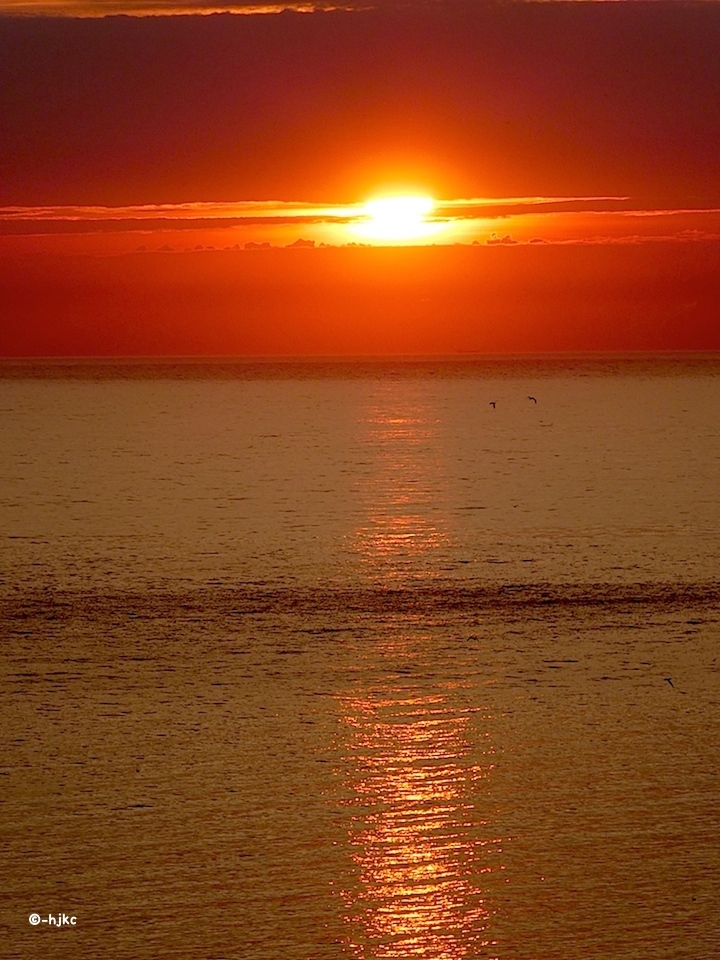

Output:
xmin=350 ymin=387 xmax=454 ymax=579
xmin=333 ymin=387 xmax=504 ymax=956
xmin=333 ymin=638 xmax=504 ymax=959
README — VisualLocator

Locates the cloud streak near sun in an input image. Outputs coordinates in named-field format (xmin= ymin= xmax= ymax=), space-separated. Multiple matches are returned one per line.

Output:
xmin=0 ymin=195 xmax=642 ymax=227
xmin=4 ymin=196 xmax=720 ymax=252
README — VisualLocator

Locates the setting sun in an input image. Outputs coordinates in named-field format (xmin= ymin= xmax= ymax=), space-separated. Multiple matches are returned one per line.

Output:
xmin=353 ymin=194 xmax=440 ymax=243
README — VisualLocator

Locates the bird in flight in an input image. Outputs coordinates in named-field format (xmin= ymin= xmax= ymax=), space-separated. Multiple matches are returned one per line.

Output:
xmin=664 ymin=677 xmax=674 ymax=688
xmin=489 ymin=401 xmax=496 ymax=408
xmin=528 ymin=396 xmax=537 ymax=403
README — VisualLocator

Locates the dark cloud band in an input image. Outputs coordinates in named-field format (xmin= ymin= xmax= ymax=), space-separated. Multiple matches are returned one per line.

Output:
xmin=0 ymin=0 xmax=708 ymax=16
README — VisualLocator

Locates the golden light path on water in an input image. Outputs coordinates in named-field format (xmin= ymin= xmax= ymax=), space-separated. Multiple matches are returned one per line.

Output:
xmin=334 ymin=384 xmax=506 ymax=958
xmin=350 ymin=384 xmax=452 ymax=579
xmin=335 ymin=657 xmax=504 ymax=959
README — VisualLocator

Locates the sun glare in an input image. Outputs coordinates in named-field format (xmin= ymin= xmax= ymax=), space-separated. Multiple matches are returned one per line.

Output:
xmin=354 ymin=194 xmax=440 ymax=243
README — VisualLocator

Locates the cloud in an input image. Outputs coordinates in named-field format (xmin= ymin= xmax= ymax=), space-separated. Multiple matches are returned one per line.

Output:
xmin=0 ymin=0 xmax=369 ymax=14
xmin=0 ymin=195 xmax=639 ymax=254
xmin=435 ymin=196 xmax=633 ymax=220
xmin=0 ymin=1 xmax=336 ymax=16
xmin=3 ymin=196 xmax=720 ymax=252
xmin=505 ymin=231 xmax=720 ymax=247
xmin=0 ymin=199 xmax=351 ymax=223
xmin=0 ymin=0 xmax=709 ymax=15
xmin=0 ymin=195 xmax=640 ymax=235
xmin=486 ymin=233 xmax=518 ymax=245
xmin=0 ymin=200 xmax=360 ymax=235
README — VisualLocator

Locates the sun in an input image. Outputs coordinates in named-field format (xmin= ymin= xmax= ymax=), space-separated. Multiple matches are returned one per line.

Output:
xmin=353 ymin=193 xmax=440 ymax=243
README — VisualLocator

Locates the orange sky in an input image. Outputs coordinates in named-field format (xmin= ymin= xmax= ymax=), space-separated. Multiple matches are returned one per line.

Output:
xmin=1 ymin=1 xmax=719 ymax=355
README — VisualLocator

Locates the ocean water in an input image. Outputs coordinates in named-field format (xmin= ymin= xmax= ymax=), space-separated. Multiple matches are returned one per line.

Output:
xmin=1 ymin=355 xmax=719 ymax=960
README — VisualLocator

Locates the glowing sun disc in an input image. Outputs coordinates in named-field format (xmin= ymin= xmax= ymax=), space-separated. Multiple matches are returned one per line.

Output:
xmin=357 ymin=194 xmax=437 ymax=242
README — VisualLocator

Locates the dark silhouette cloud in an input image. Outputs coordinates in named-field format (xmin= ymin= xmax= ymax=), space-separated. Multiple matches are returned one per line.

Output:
xmin=486 ymin=233 xmax=518 ymax=245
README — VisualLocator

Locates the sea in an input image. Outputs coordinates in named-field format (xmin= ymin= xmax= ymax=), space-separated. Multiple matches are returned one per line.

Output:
xmin=1 ymin=354 xmax=719 ymax=960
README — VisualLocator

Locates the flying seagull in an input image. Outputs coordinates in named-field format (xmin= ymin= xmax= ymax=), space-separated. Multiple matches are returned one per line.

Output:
xmin=489 ymin=401 xmax=496 ymax=408
xmin=528 ymin=396 xmax=537 ymax=403
xmin=664 ymin=677 xmax=674 ymax=688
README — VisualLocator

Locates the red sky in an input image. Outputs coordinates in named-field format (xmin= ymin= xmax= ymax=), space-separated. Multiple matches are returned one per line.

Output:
xmin=1 ymin=1 xmax=719 ymax=356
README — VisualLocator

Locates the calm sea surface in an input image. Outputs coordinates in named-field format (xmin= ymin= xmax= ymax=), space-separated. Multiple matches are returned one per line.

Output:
xmin=1 ymin=356 xmax=719 ymax=960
